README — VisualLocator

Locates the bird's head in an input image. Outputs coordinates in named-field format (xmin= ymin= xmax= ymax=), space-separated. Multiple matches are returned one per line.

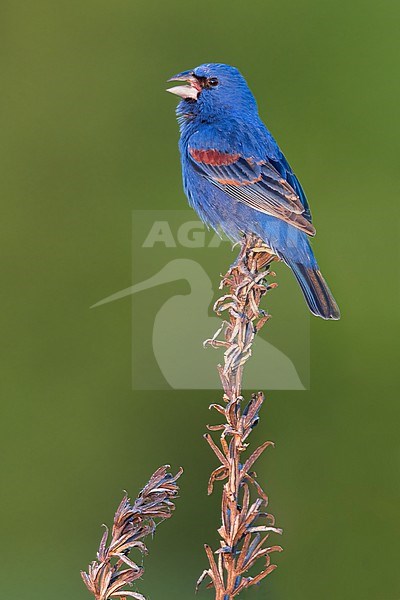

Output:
xmin=167 ymin=63 xmax=257 ymax=121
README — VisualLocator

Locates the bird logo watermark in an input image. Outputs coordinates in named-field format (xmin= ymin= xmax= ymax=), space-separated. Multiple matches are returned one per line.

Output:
xmin=91 ymin=210 xmax=309 ymax=390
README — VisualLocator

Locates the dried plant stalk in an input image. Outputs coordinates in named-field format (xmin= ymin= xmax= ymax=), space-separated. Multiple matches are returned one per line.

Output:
xmin=199 ymin=234 xmax=283 ymax=599
xmin=81 ymin=465 xmax=182 ymax=600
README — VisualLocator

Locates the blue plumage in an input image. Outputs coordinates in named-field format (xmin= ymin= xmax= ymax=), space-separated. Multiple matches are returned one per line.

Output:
xmin=167 ymin=63 xmax=340 ymax=319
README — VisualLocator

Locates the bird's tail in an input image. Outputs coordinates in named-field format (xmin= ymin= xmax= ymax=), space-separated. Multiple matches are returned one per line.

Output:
xmin=288 ymin=261 xmax=341 ymax=320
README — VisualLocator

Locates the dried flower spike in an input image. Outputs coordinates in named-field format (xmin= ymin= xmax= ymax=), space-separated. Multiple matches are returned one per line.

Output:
xmin=81 ymin=465 xmax=182 ymax=600
xmin=200 ymin=235 xmax=283 ymax=599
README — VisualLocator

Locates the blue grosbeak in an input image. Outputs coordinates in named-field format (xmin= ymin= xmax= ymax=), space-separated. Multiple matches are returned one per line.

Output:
xmin=167 ymin=63 xmax=340 ymax=319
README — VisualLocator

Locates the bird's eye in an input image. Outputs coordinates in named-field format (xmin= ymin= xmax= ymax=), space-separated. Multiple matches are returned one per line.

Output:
xmin=208 ymin=77 xmax=219 ymax=87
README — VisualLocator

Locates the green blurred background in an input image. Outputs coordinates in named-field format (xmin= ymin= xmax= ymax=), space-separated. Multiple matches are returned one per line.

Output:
xmin=0 ymin=1 xmax=398 ymax=598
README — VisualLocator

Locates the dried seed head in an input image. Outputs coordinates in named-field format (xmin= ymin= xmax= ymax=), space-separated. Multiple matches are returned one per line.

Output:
xmin=81 ymin=466 xmax=182 ymax=600
xmin=200 ymin=235 xmax=282 ymax=598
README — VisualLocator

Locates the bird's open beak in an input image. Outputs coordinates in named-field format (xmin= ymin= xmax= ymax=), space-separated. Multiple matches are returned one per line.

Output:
xmin=166 ymin=71 xmax=201 ymax=100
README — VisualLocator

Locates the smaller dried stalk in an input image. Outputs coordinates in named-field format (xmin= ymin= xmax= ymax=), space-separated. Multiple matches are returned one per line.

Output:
xmin=199 ymin=235 xmax=283 ymax=599
xmin=81 ymin=465 xmax=182 ymax=600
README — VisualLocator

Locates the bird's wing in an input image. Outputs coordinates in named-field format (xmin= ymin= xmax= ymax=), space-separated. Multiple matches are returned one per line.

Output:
xmin=188 ymin=148 xmax=315 ymax=236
